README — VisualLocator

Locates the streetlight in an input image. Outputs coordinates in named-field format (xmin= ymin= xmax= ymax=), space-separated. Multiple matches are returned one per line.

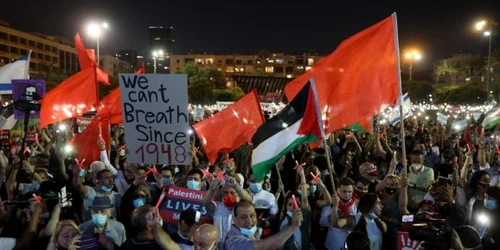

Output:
xmin=404 ymin=50 xmax=422 ymax=82
xmin=87 ymin=22 xmax=109 ymax=65
xmin=474 ymin=19 xmax=496 ymax=98
xmin=152 ymin=50 xmax=164 ymax=74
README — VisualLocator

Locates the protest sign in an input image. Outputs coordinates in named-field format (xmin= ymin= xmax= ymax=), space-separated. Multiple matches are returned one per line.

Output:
xmin=11 ymin=79 xmax=46 ymax=119
xmin=76 ymin=117 xmax=93 ymax=133
xmin=159 ymin=185 xmax=212 ymax=224
xmin=397 ymin=232 xmax=423 ymax=250
xmin=119 ymin=74 xmax=190 ymax=165
xmin=193 ymin=107 xmax=204 ymax=121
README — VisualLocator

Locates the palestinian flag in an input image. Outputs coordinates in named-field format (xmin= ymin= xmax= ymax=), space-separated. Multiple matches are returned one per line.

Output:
xmin=482 ymin=106 xmax=500 ymax=129
xmin=251 ymin=79 xmax=324 ymax=181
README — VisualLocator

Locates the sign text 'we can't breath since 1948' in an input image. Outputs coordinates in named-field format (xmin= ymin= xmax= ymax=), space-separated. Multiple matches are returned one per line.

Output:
xmin=119 ymin=74 xmax=191 ymax=165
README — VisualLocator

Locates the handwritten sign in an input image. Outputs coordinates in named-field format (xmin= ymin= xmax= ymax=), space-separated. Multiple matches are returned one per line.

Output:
xmin=160 ymin=186 xmax=212 ymax=224
xmin=119 ymin=74 xmax=190 ymax=165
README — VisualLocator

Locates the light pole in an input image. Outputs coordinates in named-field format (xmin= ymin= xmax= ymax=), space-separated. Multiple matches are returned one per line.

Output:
xmin=405 ymin=50 xmax=422 ymax=82
xmin=475 ymin=20 xmax=496 ymax=98
xmin=87 ymin=22 xmax=109 ymax=66
xmin=152 ymin=50 xmax=164 ymax=74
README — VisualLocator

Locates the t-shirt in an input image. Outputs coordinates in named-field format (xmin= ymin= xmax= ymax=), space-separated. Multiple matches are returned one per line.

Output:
xmin=354 ymin=214 xmax=383 ymax=250
xmin=320 ymin=202 xmax=357 ymax=250
xmin=211 ymin=201 xmax=233 ymax=249
xmin=438 ymin=163 xmax=454 ymax=178
xmin=0 ymin=237 xmax=16 ymax=250
xmin=408 ymin=166 xmax=434 ymax=209
xmin=223 ymin=225 xmax=255 ymax=250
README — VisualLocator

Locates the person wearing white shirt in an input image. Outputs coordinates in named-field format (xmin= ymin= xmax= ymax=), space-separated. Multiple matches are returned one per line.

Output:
xmin=320 ymin=177 xmax=357 ymax=250
xmin=352 ymin=193 xmax=386 ymax=250
xmin=247 ymin=172 xmax=278 ymax=217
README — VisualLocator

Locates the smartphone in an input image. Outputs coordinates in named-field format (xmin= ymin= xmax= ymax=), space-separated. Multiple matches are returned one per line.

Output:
xmin=402 ymin=214 xmax=414 ymax=223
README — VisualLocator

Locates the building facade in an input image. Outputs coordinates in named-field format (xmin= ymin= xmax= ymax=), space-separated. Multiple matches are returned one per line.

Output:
xmin=117 ymin=50 xmax=138 ymax=68
xmin=0 ymin=21 xmax=77 ymax=74
xmin=169 ymin=53 xmax=322 ymax=81
xmin=100 ymin=54 xmax=132 ymax=78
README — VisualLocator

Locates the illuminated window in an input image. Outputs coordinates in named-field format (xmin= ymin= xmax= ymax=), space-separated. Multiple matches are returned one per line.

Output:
xmin=265 ymin=66 xmax=274 ymax=73
xmin=275 ymin=59 xmax=284 ymax=64
xmin=296 ymin=66 xmax=304 ymax=70
xmin=256 ymin=60 xmax=261 ymax=64
xmin=239 ymin=67 xmax=244 ymax=72
xmin=307 ymin=58 xmax=314 ymax=66
xmin=267 ymin=59 xmax=274 ymax=64
xmin=305 ymin=66 xmax=312 ymax=71
xmin=196 ymin=59 xmax=203 ymax=64
xmin=206 ymin=58 xmax=214 ymax=64
xmin=286 ymin=74 xmax=293 ymax=78
xmin=217 ymin=68 xmax=222 ymax=71
xmin=226 ymin=66 xmax=234 ymax=72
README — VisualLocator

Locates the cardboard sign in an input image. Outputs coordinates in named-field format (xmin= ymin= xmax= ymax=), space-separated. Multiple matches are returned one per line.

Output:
xmin=397 ymin=232 xmax=423 ymax=250
xmin=159 ymin=185 xmax=212 ymax=224
xmin=119 ymin=74 xmax=190 ymax=165
xmin=11 ymin=79 xmax=46 ymax=119
xmin=193 ymin=107 xmax=204 ymax=122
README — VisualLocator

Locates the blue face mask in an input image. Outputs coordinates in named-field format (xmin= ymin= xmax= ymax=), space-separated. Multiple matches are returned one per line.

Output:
xmin=79 ymin=169 xmax=86 ymax=177
xmin=32 ymin=181 xmax=40 ymax=191
xmin=162 ymin=178 xmax=172 ymax=186
xmin=484 ymin=199 xmax=498 ymax=210
xmin=92 ymin=214 xmax=108 ymax=227
xmin=297 ymin=190 xmax=303 ymax=196
xmin=133 ymin=197 xmax=146 ymax=208
xmin=249 ymin=183 xmax=262 ymax=194
xmin=240 ymin=225 xmax=257 ymax=237
xmin=309 ymin=185 xmax=317 ymax=196
xmin=367 ymin=211 xmax=378 ymax=220
xmin=187 ymin=180 xmax=200 ymax=190
xmin=159 ymin=219 xmax=163 ymax=228
xmin=101 ymin=185 xmax=113 ymax=192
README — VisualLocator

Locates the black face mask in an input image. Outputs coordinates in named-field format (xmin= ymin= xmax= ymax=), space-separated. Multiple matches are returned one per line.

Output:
xmin=385 ymin=187 xmax=397 ymax=195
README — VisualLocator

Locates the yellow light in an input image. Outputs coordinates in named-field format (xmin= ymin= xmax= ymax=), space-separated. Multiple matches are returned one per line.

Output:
xmin=475 ymin=20 xmax=487 ymax=31
xmin=87 ymin=23 xmax=101 ymax=37
xmin=405 ymin=53 xmax=412 ymax=59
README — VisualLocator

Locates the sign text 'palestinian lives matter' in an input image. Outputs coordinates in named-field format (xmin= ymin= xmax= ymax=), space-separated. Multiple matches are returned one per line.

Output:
xmin=119 ymin=74 xmax=190 ymax=165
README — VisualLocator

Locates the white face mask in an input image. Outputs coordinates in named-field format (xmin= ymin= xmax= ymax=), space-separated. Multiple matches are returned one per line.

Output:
xmin=119 ymin=150 xmax=125 ymax=157
xmin=479 ymin=165 xmax=490 ymax=171
xmin=411 ymin=164 xmax=423 ymax=171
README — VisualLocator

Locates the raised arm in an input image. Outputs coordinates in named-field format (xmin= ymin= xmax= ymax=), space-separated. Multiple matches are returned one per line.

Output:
xmin=202 ymin=177 xmax=218 ymax=215
xmin=254 ymin=207 xmax=302 ymax=250
xmin=315 ymin=178 xmax=332 ymax=208
xmin=150 ymin=208 xmax=181 ymax=250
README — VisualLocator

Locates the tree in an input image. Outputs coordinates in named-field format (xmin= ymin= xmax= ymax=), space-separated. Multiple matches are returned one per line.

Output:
xmin=257 ymin=49 xmax=271 ymax=62
xmin=434 ymin=59 xmax=458 ymax=84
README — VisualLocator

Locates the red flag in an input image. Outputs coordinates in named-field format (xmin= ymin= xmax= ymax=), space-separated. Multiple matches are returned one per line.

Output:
xmin=86 ymin=49 xmax=96 ymax=64
xmin=72 ymin=118 xmax=110 ymax=162
xmin=96 ymin=88 xmax=123 ymax=124
xmin=75 ymin=33 xmax=96 ymax=70
xmin=134 ymin=61 xmax=145 ymax=74
xmin=284 ymin=15 xmax=398 ymax=135
xmin=193 ymin=90 xmax=264 ymax=165
xmin=40 ymin=68 xmax=104 ymax=128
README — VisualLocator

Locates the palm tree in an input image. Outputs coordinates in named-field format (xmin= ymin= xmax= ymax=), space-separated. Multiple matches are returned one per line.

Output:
xmin=434 ymin=59 xmax=458 ymax=84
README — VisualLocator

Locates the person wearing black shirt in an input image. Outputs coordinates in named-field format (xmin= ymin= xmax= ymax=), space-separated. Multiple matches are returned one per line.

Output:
xmin=438 ymin=149 xmax=455 ymax=178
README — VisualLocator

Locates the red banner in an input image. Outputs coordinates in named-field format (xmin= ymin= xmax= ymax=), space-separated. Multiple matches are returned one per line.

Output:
xmin=159 ymin=185 xmax=212 ymax=224
xmin=397 ymin=232 xmax=423 ymax=250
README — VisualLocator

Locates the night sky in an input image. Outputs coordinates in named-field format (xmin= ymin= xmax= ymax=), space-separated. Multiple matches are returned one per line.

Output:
xmin=3 ymin=0 xmax=500 ymax=70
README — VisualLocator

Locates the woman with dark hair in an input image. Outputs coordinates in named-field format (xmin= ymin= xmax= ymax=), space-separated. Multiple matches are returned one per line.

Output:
xmin=481 ymin=186 xmax=500 ymax=247
xmin=353 ymin=193 xmax=386 ymax=250
xmin=466 ymin=170 xmax=490 ymax=224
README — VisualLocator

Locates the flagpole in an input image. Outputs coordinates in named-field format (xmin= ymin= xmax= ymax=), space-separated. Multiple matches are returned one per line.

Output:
xmin=323 ymin=140 xmax=336 ymax=193
xmin=392 ymin=12 xmax=407 ymax=176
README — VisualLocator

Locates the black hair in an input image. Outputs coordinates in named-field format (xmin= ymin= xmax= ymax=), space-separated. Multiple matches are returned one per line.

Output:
xmin=346 ymin=231 xmax=370 ymax=250
xmin=454 ymin=225 xmax=482 ymax=249
xmin=180 ymin=209 xmax=199 ymax=227
xmin=96 ymin=169 xmax=111 ymax=179
xmin=233 ymin=199 xmax=255 ymax=217
xmin=188 ymin=168 xmax=203 ymax=178
xmin=411 ymin=149 xmax=424 ymax=156
xmin=131 ymin=205 xmax=153 ymax=233
xmin=160 ymin=166 xmax=175 ymax=176
xmin=354 ymin=176 xmax=370 ymax=186
xmin=353 ymin=193 xmax=384 ymax=236
xmin=313 ymin=155 xmax=328 ymax=171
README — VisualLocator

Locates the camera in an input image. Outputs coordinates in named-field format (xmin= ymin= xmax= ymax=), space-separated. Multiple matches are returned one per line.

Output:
xmin=409 ymin=214 xmax=452 ymax=250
